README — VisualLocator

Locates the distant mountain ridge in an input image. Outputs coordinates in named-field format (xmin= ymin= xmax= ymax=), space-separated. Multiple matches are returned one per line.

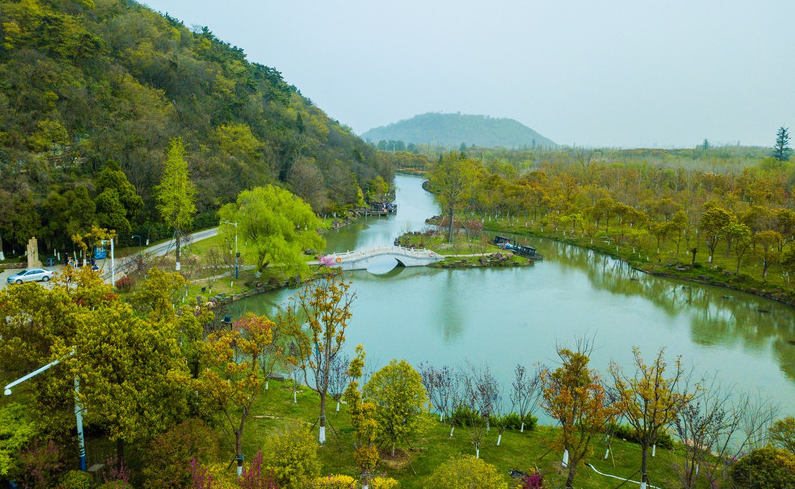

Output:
xmin=362 ymin=113 xmax=556 ymax=149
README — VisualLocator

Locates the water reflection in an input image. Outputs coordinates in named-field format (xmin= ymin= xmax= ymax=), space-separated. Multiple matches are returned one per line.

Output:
xmin=237 ymin=174 xmax=795 ymax=415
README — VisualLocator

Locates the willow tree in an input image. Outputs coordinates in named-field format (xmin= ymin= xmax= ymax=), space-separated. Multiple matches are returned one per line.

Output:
xmin=218 ymin=185 xmax=325 ymax=277
xmin=285 ymin=271 xmax=355 ymax=443
xmin=541 ymin=340 xmax=614 ymax=489
xmin=609 ymin=347 xmax=692 ymax=489
xmin=155 ymin=138 xmax=196 ymax=272
xmin=428 ymin=154 xmax=478 ymax=242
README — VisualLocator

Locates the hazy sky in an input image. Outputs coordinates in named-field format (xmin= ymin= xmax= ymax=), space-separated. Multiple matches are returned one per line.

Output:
xmin=143 ymin=0 xmax=794 ymax=149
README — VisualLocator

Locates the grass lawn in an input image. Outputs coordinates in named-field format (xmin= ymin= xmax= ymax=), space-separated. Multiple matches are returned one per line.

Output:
xmin=230 ymin=379 xmax=687 ymax=489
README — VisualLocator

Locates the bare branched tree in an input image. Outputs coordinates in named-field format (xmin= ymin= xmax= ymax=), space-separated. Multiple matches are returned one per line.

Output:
xmin=673 ymin=376 xmax=778 ymax=489
xmin=328 ymin=353 xmax=351 ymax=413
xmin=510 ymin=363 xmax=544 ymax=433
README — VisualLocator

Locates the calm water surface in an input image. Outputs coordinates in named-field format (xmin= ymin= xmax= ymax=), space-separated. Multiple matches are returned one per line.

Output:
xmin=235 ymin=174 xmax=795 ymax=418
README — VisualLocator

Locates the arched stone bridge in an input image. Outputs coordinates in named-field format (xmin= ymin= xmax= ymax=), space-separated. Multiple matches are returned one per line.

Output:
xmin=326 ymin=246 xmax=444 ymax=271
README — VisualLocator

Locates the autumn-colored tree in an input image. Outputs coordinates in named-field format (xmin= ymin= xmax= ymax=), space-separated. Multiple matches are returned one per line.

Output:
xmin=156 ymin=138 xmax=196 ymax=272
xmin=609 ymin=347 xmax=692 ymax=487
xmin=541 ymin=340 xmax=614 ymax=488
xmin=364 ymin=359 xmax=428 ymax=456
xmin=195 ymin=313 xmax=274 ymax=477
xmin=698 ymin=206 xmax=734 ymax=264
xmin=285 ymin=271 xmax=355 ymax=443
xmin=755 ymin=230 xmax=783 ymax=280
xmin=428 ymin=154 xmax=479 ymax=242
xmin=723 ymin=222 xmax=753 ymax=274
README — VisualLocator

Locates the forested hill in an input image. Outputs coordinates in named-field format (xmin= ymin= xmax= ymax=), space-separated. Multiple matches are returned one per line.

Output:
xmin=0 ymin=0 xmax=392 ymax=253
xmin=362 ymin=113 xmax=557 ymax=149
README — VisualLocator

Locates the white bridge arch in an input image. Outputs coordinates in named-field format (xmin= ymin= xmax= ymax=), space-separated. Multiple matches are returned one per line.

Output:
xmin=326 ymin=246 xmax=444 ymax=271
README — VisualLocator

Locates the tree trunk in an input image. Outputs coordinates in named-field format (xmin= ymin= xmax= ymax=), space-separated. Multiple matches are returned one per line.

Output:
xmin=565 ymin=459 xmax=577 ymax=488
xmin=116 ymin=438 xmax=124 ymax=472
xmin=319 ymin=393 xmax=327 ymax=443
xmin=690 ymin=247 xmax=697 ymax=267
xmin=447 ymin=209 xmax=455 ymax=243
xmin=175 ymin=232 xmax=181 ymax=271
xmin=641 ymin=443 xmax=649 ymax=485
xmin=235 ymin=428 xmax=244 ymax=477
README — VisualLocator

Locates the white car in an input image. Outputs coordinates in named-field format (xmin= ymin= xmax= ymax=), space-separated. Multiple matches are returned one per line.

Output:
xmin=6 ymin=268 xmax=54 ymax=284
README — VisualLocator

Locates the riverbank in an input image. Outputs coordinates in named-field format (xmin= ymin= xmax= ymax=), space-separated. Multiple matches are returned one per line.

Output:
xmin=485 ymin=223 xmax=795 ymax=308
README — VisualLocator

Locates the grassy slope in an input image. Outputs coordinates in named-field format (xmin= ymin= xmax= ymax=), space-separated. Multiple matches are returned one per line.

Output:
xmin=233 ymin=379 xmax=685 ymax=489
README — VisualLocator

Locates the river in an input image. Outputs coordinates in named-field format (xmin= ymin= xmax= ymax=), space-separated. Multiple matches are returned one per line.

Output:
xmin=234 ymin=173 xmax=795 ymax=419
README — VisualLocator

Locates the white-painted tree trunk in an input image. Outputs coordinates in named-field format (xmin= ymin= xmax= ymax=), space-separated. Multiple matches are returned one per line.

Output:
xmin=640 ymin=483 xmax=647 ymax=489
xmin=604 ymin=447 xmax=610 ymax=459
xmin=520 ymin=422 xmax=525 ymax=433
xmin=336 ymin=401 xmax=340 ymax=412
xmin=450 ymin=426 xmax=455 ymax=437
xmin=319 ymin=426 xmax=326 ymax=444
xmin=562 ymin=449 xmax=569 ymax=467
xmin=439 ymin=412 xmax=444 ymax=422
xmin=652 ymin=444 xmax=656 ymax=457
xmin=293 ymin=390 xmax=297 ymax=403
xmin=497 ymin=434 xmax=502 ymax=446
xmin=237 ymin=464 xmax=242 ymax=477
xmin=476 ymin=447 xmax=479 ymax=459
xmin=265 ymin=380 xmax=269 ymax=390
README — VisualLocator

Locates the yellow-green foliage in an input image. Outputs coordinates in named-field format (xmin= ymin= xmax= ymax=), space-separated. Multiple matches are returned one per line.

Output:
xmin=311 ymin=474 xmax=357 ymax=488
xmin=427 ymin=455 xmax=508 ymax=489
xmin=363 ymin=359 xmax=428 ymax=454
xmin=261 ymin=421 xmax=320 ymax=489
xmin=370 ymin=477 xmax=400 ymax=489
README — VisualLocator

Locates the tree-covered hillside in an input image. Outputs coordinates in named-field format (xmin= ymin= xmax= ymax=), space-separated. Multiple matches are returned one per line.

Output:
xmin=0 ymin=0 xmax=392 ymax=253
xmin=362 ymin=112 xmax=556 ymax=149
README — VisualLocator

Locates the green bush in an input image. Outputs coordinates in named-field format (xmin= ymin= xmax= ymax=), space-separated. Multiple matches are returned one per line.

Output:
xmin=58 ymin=470 xmax=96 ymax=489
xmin=494 ymin=412 xmax=537 ymax=431
xmin=607 ymin=423 xmax=673 ymax=450
xmin=140 ymin=418 xmax=220 ymax=489
xmin=729 ymin=447 xmax=795 ymax=488
xmin=450 ymin=405 xmax=480 ymax=427
xmin=261 ymin=420 xmax=320 ymax=489
xmin=311 ymin=474 xmax=357 ymax=488
xmin=97 ymin=482 xmax=132 ymax=489
xmin=427 ymin=455 xmax=508 ymax=489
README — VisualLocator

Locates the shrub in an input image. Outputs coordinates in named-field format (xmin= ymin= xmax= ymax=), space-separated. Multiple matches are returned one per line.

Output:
xmin=97 ymin=482 xmax=132 ymax=489
xmin=729 ymin=447 xmax=795 ymax=489
xmin=496 ymin=413 xmax=537 ymax=431
xmin=18 ymin=440 xmax=65 ymax=489
xmin=450 ymin=405 xmax=480 ymax=427
xmin=58 ymin=470 xmax=96 ymax=489
xmin=428 ymin=455 xmax=508 ymax=489
xmin=311 ymin=474 xmax=357 ymax=488
xmin=607 ymin=423 xmax=673 ymax=450
xmin=114 ymin=276 xmax=135 ymax=292
xmin=261 ymin=421 xmax=320 ymax=489
xmin=141 ymin=418 xmax=221 ymax=489
xmin=370 ymin=477 xmax=399 ymax=489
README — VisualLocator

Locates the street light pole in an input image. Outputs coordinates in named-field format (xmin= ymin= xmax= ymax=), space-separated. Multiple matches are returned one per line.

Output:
xmin=221 ymin=221 xmax=239 ymax=279
xmin=4 ymin=355 xmax=87 ymax=471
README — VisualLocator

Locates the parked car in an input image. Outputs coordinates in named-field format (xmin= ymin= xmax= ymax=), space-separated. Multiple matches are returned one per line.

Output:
xmin=6 ymin=268 xmax=54 ymax=284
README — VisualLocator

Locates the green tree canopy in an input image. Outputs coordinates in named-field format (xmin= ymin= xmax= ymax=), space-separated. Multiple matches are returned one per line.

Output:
xmin=218 ymin=185 xmax=325 ymax=276
xmin=364 ymin=359 xmax=428 ymax=457
xmin=156 ymin=137 xmax=196 ymax=270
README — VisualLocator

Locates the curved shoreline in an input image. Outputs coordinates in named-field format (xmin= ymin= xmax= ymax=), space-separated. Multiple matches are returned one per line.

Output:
xmin=492 ymin=226 xmax=795 ymax=308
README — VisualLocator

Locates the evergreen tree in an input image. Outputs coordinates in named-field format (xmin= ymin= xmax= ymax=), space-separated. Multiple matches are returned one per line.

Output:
xmin=773 ymin=126 xmax=791 ymax=161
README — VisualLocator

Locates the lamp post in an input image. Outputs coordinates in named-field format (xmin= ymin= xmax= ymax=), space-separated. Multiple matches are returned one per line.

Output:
xmin=221 ymin=221 xmax=239 ymax=279
xmin=4 ymin=354 xmax=87 ymax=471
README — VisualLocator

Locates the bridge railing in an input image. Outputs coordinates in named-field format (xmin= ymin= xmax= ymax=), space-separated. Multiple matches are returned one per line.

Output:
xmin=329 ymin=245 xmax=439 ymax=262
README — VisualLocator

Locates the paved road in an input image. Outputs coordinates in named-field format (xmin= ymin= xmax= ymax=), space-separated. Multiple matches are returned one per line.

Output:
xmin=0 ymin=227 xmax=220 ymax=290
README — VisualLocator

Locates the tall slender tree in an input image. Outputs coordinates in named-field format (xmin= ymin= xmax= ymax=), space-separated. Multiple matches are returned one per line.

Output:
xmin=155 ymin=138 xmax=196 ymax=272
xmin=286 ymin=271 xmax=356 ymax=444
xmin=773 ymin=126 xmax=791 ymax=161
